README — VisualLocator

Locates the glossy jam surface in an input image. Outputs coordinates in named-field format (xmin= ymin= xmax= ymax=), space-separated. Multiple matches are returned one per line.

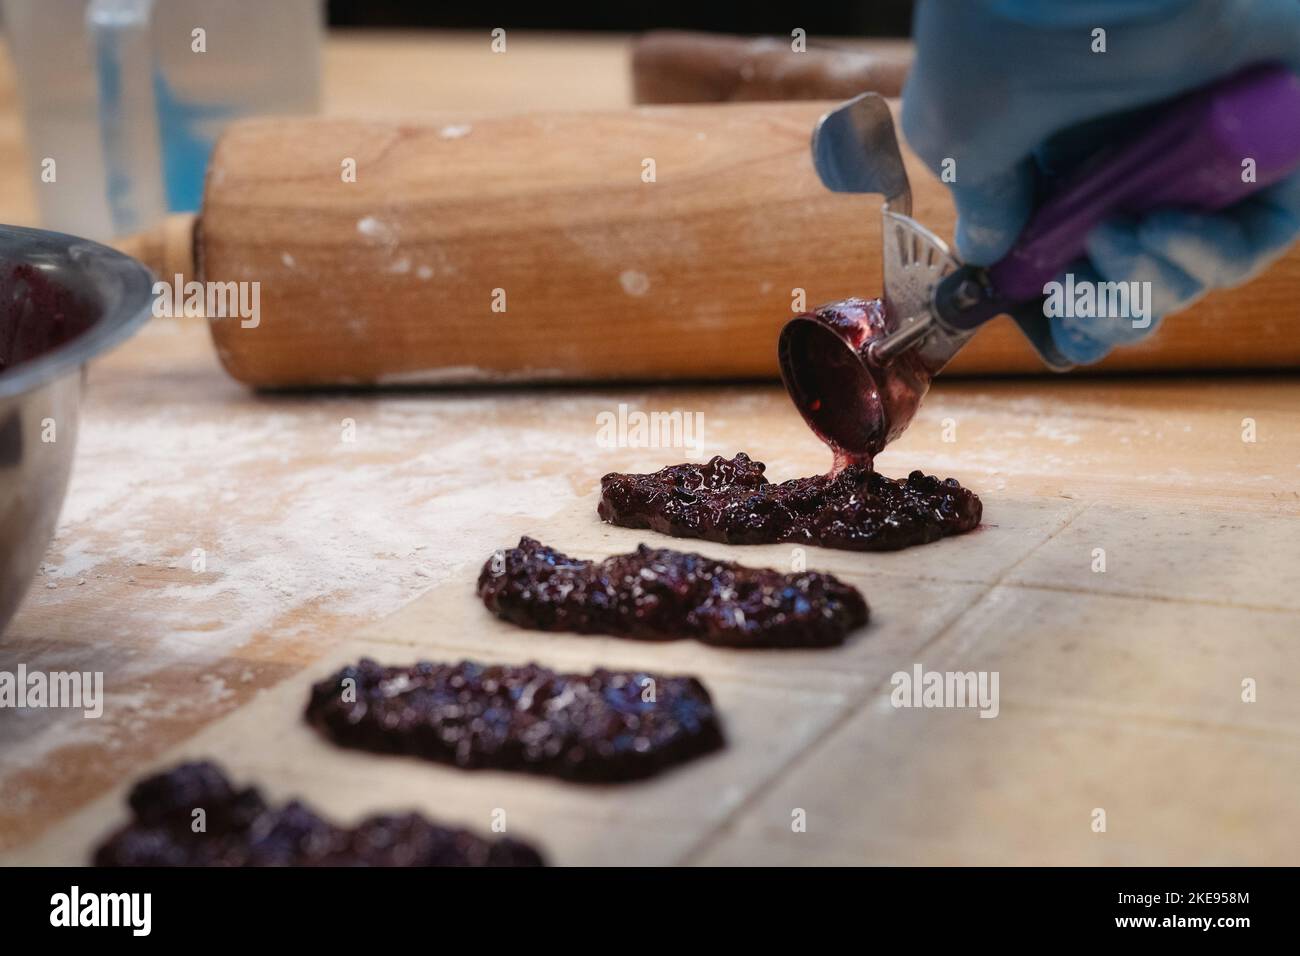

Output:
xmin=0 ymin=264 xmax=96 ymax=374
xmin=94 ymin=761 xmax=544 ymax=866
xmin=479 ymin=536 xmax=868 ymax=648
xmin=305 ymin=657 xmax=724 ymax=783
xmin=599 ymin=452 xmax=982 ymax=552
xmin=781 ymin=298 xmax=938 ymax=461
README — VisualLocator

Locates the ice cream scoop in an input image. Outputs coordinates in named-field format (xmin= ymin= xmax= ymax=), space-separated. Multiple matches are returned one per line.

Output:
xmin=780 ymin=63 xmax=1300 ymax=463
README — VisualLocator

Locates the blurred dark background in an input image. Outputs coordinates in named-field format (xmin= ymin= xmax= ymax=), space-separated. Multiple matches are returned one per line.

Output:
xmin=325 ymin=1 xmax=917 ymax=36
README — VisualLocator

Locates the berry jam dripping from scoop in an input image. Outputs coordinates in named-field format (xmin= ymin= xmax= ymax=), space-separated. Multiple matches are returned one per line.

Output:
xmin=832 ymin=447 xmax=876 ymax=475
xmin=778 ymin=297 xmax=940 ymax=474
xmin=598 ymin=302 xmax=982 ymax=551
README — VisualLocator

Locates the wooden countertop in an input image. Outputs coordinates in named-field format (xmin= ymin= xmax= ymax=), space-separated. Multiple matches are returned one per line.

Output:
xmin=1 ymin=31 xmax=1298 ymax=865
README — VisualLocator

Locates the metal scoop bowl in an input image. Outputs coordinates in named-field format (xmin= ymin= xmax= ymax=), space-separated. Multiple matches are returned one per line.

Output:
xmin=0 ymin=224 xmax=153 ymax=635
xmin=780 ymin=92 xmax=968 ymax=463
xmin=778 ymin=212 xmax=965 ymax=463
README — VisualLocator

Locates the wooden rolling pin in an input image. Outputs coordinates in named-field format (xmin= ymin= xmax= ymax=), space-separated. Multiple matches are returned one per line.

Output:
xmin=631 ymin=31 xmax=913 ymax=103
xmin=129 ymin=101 xmax=1300 ymax=387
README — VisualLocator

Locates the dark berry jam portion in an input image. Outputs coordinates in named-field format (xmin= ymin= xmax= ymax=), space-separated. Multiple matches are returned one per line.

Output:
xmin=598 ymin=452 xmax=981 ymax=551
xmin=478 ymin=536 xmax=867 ymax=648
xmin=0 ymin=263 xmax=97 ymax=374
xmin=93 ymin=761 xmax=544 ymax=866
xmin=305 ymin=658 xmax=724 ymax=783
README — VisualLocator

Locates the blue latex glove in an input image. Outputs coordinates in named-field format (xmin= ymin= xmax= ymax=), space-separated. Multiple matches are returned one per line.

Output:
xmin=901 ymin=0 xmax=1300 ymax=363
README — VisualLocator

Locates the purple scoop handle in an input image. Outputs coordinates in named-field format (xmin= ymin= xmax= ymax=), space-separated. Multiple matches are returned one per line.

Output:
xmin=987 ymin=64 xmax=1300 ymax=302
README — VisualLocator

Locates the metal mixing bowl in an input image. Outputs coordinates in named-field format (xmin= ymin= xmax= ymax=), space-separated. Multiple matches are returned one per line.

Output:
xmin=0 ymin=224 xmax=153 ymax=635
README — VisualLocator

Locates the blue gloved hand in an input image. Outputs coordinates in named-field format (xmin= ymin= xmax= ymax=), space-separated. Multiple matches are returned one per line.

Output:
xmin=901 ymin=0 xmax=1300 ymax=363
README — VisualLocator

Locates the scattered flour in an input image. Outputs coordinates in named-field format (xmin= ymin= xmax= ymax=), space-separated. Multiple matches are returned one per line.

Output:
xmin=356 ymin=216 xmax=397 ymax=244
xmin=38 ymin=398 xmax=584 ymax=647
xmin=619 ymin=270 xmax=651 ymax=296
xmin=5 ymin=380 xmax=636 ymax=785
